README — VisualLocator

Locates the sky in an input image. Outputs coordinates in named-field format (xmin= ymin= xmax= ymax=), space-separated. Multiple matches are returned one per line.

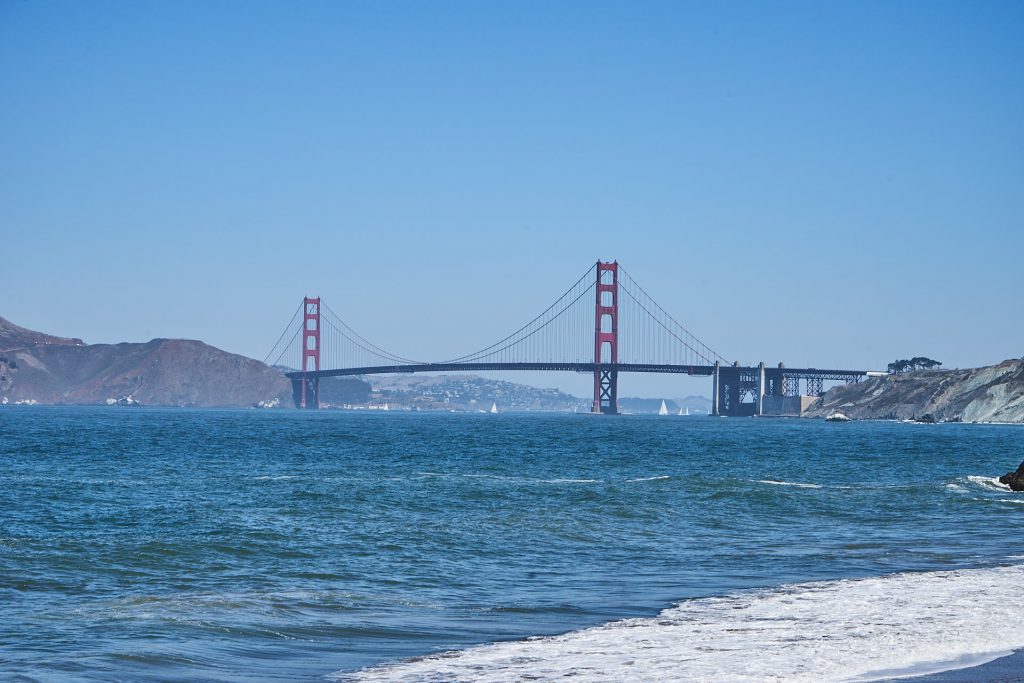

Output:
xmin=2 ymin=1 xmax=1022 ymax=398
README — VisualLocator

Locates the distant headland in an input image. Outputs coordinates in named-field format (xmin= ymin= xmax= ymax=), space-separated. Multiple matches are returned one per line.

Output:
xmin=0 ymin=316 xmax=292 ymax=408
xmin=805 ymin=359 xmax=1024 ymax=423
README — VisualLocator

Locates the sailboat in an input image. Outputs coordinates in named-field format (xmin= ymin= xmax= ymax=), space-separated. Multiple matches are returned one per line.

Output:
xmin=658 ymin=400 xmax=669 ymax=416
xmin=678 ymin=406 xmax=689 ymax=416
xmin=382 ymin=403 xmax=390 ymax=411
xmin=490 ymin=402 xmax=498 ymax=414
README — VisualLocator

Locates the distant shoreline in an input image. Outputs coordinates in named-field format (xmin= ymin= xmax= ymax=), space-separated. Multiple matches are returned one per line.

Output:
xmin=3 ymin=403 xmax=1024 ymax=424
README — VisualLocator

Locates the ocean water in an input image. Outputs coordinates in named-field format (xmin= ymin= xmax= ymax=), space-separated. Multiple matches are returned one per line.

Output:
xmin=1 ymin=407 xmax=1023 ymax=682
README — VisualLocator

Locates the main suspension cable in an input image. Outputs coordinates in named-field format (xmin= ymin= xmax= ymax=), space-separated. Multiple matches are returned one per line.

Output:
xmin=441 ymin=264 xmax=595 ymax=363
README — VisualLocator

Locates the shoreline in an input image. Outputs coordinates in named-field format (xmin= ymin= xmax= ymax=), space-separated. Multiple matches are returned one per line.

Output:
xmin=880 ymin=650 xmax=1024 ymax=682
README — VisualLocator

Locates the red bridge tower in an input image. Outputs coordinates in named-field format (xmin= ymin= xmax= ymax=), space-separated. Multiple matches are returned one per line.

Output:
xmin=593 ymin=261 xmax=619 ymax=414
xmin=300 ymin=296 xmax=321 ymax=409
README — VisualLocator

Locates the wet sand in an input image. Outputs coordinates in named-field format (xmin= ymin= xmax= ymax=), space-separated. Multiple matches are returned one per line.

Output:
xmin=883 ymin=651 xmax=1024 ymax=682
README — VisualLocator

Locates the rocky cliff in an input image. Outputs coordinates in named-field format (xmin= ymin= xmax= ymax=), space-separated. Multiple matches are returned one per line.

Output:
xmin=0 ymin=316 xmax=292 ymax=407
xmin=805 ymin=360 xmax=1024 ymax=423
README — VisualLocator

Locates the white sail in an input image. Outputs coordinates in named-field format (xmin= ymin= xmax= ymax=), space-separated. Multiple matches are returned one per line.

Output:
xmin=490 ymin=402 xmax=498 ymax=414
xmin=659 ymin=400 xmax=668 ymax=416
xmin=383 ymin=403 xmax=389 ymax=411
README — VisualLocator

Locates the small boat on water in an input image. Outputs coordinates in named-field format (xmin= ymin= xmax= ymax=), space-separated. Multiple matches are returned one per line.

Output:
xmin=678 ymin=406 xmax=689 ymax=416
xmin=826 ymin=411 xmax=851 ymax=422
xmin=658 ymin=400 xmax=669 ymax=416
xmin=490 ymin=402 xmax=498 ymax=414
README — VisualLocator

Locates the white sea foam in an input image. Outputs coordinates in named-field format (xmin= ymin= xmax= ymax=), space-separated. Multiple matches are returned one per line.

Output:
xmin=626 ymin=475 xmax=671 ymax=483
xmin=754 ymin=479 xmax=823 ymax=489
xmin=966 ymin=475 xmax=1012 ymax=492
xmin=461 ymin=475 xmax=601 ymax=484
xmin=253 ymin=475 xmax=299 ymax=481
xmin=342 ymin=563 xmax=1024 ymax=683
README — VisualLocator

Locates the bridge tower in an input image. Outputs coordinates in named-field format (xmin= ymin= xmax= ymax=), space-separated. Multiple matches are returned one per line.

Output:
xmin=592 ymin=261 xmax=619 ymax=414
xmin=300 ymin=296 xmax=321 ymax=409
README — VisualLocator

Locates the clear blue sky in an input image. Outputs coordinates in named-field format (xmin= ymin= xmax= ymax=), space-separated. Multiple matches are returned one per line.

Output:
xmin=2 ymin=1 xmax=1021 ymax=398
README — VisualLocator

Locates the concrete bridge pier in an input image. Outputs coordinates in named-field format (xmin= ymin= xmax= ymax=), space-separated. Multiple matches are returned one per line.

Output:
xmin=756 ymin=362 xmax=766 ymax=416
xmin=711 ymin=361 xmax=721 ymax=416
xmin=711 ymin=361 xmax=841 ymax=417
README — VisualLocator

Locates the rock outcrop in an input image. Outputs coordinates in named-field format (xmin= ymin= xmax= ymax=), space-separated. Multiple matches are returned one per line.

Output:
xmin=805 ymin=360 xmax=1024 ymax=423
xmin=0 ymin=316 xmax=292 ymax=407
xmin=999 ymin=461 xmax=1024 ymax=492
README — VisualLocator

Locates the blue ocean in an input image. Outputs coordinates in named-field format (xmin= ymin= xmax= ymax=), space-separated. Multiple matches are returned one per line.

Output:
xmin=2 ymin=408 xmax=1023 ymax=681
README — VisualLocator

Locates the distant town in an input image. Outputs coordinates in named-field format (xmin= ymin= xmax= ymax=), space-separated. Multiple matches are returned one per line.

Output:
xmin=306 ymin=372 xmax=712 ymax=414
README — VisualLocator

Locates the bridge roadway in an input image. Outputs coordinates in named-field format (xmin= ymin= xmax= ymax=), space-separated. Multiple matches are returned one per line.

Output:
xmin=286 ymin=362 xmax=716 ymax=379
xmin=285 ymin=363 xmax=875 ymax=416
xmin=284 ymin=363 xmax=871 ymax=380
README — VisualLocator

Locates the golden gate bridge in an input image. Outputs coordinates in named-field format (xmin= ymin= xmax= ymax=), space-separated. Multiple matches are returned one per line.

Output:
xmin=265 ymin=261 xmax=877 ymax=416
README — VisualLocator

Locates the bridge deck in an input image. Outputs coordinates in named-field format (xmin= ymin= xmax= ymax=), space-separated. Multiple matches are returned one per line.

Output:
xmin=285 ymin=363 xmax=872 ymax=380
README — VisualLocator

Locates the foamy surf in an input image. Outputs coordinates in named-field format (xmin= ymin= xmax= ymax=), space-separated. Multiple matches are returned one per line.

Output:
xmin=341 ymin=563 xmax=1024 ymax=683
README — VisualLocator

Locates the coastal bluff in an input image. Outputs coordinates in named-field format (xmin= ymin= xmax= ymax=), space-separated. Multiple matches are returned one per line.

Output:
xmin=0 ymin=316 xmax=292 ymax=408
xmin=805 ymin=359 xmax=1024 ymax=423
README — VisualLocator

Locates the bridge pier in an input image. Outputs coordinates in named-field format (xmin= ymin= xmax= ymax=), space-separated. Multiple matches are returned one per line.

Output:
xmin=709 ymin=362 xmax=763 ymax=416
xmin=711 ymin=361 xmax=721 ymax=416
xmin=292 ymin=376 xmax=319 ymax=410
xmin=755 ymin=362 xmax=766 ymax=416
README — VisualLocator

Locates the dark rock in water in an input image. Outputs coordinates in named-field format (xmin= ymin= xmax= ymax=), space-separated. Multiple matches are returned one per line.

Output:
xmin=999 ymin=461 xmax=1024 ymax=492
xmin=914 ymin=414 xmax=938 ymax=424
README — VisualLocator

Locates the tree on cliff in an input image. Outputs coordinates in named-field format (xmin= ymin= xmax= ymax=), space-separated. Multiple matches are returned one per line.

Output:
xmin=888 ymin=357 xmax=942 ymax=374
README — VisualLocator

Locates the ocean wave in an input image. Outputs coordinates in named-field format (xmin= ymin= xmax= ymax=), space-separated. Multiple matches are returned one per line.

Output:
xmin=461 ymin=474 xmax=601 ymax=484
xmin=626 ymin=475 xmax=671 ymax=483
xmin=966 ymin=475 xmax=1012 ymax=492
xmin=753 ymin=479 xmax=823 ymax=489
xmin=341 ymin=563 xmax=1024 ymax=683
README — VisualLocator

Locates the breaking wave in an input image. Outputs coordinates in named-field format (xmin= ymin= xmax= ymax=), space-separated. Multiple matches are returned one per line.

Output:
xmin=966 ymin=475 xmax=1012 ymax=492
xmin=342 ymin=563 xmax=1024 ymax=682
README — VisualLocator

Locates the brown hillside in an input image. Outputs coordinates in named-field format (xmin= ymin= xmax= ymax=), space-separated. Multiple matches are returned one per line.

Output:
xmin=0 ymin=317 xmax=292 ymax=407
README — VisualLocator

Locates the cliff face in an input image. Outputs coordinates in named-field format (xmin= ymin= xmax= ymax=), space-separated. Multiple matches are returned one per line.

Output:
xmin=806 ymin=360 xmax=1024 ymax=423
xmin=0 ymin=317 xmax=292 ymax=407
